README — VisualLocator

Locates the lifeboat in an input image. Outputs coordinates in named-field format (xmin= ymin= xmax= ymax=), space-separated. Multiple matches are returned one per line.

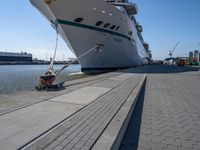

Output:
xmin=136 ymin=24 xmax=143 ymax=33
xmin=112 ymin=2 xmax=138 ymax=15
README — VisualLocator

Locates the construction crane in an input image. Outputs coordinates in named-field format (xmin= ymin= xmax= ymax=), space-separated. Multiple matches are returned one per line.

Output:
xmin=169 ymin=41 xmax=180 ymax=58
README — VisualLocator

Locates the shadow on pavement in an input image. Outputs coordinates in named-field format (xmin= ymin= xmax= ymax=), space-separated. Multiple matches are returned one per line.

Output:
xmin=119 ymin=81 xmax=146 ymax=150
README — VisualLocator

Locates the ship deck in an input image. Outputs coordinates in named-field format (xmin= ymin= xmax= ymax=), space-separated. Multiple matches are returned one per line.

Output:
xmin=0 ymin=65 xmax=200 ymax=150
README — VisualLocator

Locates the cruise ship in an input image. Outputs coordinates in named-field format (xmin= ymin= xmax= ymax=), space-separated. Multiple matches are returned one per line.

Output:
xmin=30 ymin=0 xmax=152 ymax=71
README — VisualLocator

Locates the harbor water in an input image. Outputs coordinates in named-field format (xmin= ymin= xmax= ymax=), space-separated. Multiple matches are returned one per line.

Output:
xmin=0 ymin=64 xmax=81 ymax=94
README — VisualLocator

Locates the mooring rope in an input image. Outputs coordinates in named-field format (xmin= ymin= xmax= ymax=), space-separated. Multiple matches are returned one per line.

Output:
xmin=46 ymin=30 xmax=59 ymax=73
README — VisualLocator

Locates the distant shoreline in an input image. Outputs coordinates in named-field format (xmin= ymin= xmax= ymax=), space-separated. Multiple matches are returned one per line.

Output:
xmin=0 ymin=62 xmax=79 ymax=65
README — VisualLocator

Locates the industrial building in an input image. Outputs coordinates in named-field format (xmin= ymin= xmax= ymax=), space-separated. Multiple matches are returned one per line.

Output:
xmin=0 ymin=52 xmax=32 ymax=62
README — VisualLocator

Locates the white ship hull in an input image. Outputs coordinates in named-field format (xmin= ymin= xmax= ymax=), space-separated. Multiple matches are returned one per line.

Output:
xmin=30 ymin=0 xmax=150 ymax=71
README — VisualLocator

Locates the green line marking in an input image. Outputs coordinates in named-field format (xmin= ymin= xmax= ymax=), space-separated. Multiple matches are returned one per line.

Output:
xmin=56 ymin=19 xmax=131 ymax=40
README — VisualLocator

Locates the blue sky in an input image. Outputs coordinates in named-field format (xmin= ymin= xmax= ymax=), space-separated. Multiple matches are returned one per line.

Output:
xmin=134 ymin=0 xmax=200 ymax=59
xmin=0 ymin=0 xmax=200 ymax=60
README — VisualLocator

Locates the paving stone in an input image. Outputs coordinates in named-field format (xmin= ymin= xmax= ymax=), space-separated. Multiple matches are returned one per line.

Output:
xmin=53 ymin=145 xmax=63 ymax=150
xmin=22 ymin=73 xmax=142 ymax=150
xmin=120 ymin=66 xmax=200 ymax=150
xmin=59 ymin=138 xmax=71 ymax=147
xmin=151 ymin=142 xmax=162 ymax=150
xmin=10 ymin=66 xmax=200 ymax=150
xmin=44 ymin=141 xmax=60 ymax=150
xmin=63 ymin=143 xmax=74 ymax=150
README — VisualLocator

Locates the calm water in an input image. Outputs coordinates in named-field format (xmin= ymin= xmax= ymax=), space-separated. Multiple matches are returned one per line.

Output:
xmin=0 ymin=64 xmax=81 ymax=94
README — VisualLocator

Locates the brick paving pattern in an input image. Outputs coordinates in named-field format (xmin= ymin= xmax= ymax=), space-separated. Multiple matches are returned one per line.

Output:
xmin=24 ymin=74 xmax=143 ymax=150
xmin=0 ymin=72 xmax=121 ymax=115
xmin=121 ymin=69 xmax=200 ymax=150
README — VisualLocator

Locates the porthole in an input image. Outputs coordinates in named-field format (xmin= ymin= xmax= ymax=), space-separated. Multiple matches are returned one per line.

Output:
xmin=128 ymin=31 xmax=132 ymax=36
xmin=116 ymin=26 xmax=120 ymax=31
xmin=110 ymin=25 xmax=116 ymax=30
xmin=74 ymin=18 xmax=83 ymax=23
xmin=96 ymin=21 xmax=103 ymax=26
xmin=104 ymin=23 xmax=110 ymax=28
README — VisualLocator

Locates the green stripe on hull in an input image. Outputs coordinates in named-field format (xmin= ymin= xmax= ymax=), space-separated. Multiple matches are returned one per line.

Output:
xmin=56 ymin=19 xmax=131 ymax=40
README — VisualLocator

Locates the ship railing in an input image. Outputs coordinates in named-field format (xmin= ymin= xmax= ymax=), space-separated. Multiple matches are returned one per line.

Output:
xmin=106 ymin=1 xmax=138 ymax=16
xmin=105 ymin=0 xmax=124 ymax=3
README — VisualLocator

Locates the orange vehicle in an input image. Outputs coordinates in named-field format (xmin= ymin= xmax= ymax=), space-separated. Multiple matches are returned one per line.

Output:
xmin=177 ymin=59 xmax=185 ymax=66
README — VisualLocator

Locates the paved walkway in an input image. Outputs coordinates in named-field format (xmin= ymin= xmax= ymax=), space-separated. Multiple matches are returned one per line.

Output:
xmin=120 ymin=66 xmax=200 ymax=150
xmin=0 ymin=72 xmax=122 ymax=115
xmin=22 ymin=74 xmax=144 ymax=150
xmin=1 ymin=65 xmax=200 ymax=150
xmin=0 ymin=71 xmax=145 ymax=150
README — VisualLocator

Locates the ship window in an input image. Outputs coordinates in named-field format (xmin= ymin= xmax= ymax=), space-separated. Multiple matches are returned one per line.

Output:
xmin=110 ymin=25 xmax=116 ymax=30
xmin=128 ymin=31 xmax=132 ymax=36
xmin=74 ymin=18 xmax=83 ymax=23
xmin=104 ymin=23 xmax=110 ymax=28
xmin=96 ymin=21 xmax=103 ymax=26
xmin=116 ymin=26 xmax=120 ymax=31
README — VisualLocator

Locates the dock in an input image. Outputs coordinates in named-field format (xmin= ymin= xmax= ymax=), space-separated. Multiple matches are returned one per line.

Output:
xmin=0 ymin=65 xmax=200 ymax=150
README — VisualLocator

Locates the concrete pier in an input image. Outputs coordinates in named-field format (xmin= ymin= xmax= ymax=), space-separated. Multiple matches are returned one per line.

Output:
xmin=0 ymin=65 xmax=200 ymax=150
